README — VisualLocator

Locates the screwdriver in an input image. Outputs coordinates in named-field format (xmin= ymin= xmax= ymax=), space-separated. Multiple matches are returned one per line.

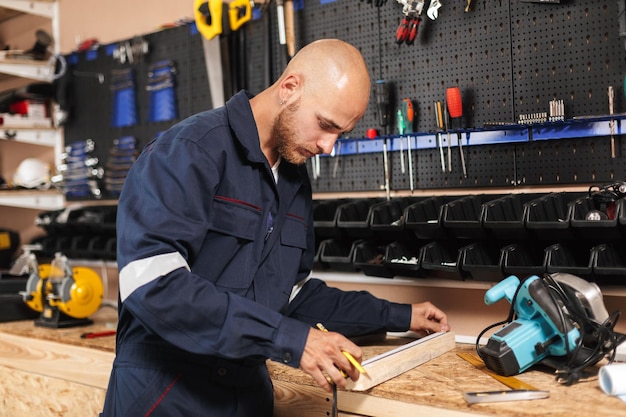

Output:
xmin=444 ymin=99 xmax=451 ymax=172
xmin=402 ymin=98 xmax=415 ymax=193
xmin=397 ymin=109 xmax=406 ymax=174
xmin=435 ymin=100 xmax=446 ymax=172
xmin=446 ymin=87 xmax=467 ymax=178
xmin=609 ymin=85 xmax=615 ymax=158
xmin=376 ymin=79 xmax=391 ymax=200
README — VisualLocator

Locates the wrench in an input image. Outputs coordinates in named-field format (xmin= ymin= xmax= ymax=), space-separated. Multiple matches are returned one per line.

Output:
xmin=427 ymin=0 xmax=442 ymax=20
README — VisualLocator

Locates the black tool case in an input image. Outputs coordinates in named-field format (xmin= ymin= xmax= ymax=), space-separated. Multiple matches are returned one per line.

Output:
xmin=0 ymin=273 xmax=39 ymax=322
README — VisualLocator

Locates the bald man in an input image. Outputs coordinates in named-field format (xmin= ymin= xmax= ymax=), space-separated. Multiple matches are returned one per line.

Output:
xmin=101 ymin=39 xmax=449 ymax=417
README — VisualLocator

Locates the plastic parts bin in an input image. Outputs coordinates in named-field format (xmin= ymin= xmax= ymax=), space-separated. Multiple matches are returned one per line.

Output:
xmin=501 ymin=242 xmax=546 ymax=277
xmin=318 ymin=238 xmax=361 ymax=272
xmin=570 ymin=195 xmax=622 ymax=240
xmin=442 ymin=194 xmax=505 ymax=240
xmin=524 ymin=192 xmax=585 ymax=240
xmin=353 ymin=240 xmax=394 ymax=278
xmin=369 ymin=196 xmax=424 ymax=241
xmin=544 ymin=242 xmax=593 ymax=277
xmin=592 ymin=243 xmax=626 ymax=285
xmin=335 ymin=198 xmax=385 ymax=239
xmin=459 ymin=241 xmax=504 ymax=282
xmin=420 ymin=240 xmax=465 ymax=280
xmin=384 ymin=240 xmax=423 ymax=278
xmin=404 ymin=196 xmax=459 ymax=240
xmin=482 ymin=193 xmax=544 ymax=240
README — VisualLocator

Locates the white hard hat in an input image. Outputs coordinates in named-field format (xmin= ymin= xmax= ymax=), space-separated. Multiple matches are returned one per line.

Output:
xmin=13 ymin=158 xmax=51 ymax=189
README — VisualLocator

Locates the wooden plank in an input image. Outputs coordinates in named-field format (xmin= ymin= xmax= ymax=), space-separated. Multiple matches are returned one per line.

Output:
xmin=345 ymin=331 xmax=455 ymax=391
xmin=273 ymin=379 xmax=334 ymax=417
xmin=0 ymin=331 xmax=114 ymax=389
xmin=338 ymin=391 xmax=492 ymax=417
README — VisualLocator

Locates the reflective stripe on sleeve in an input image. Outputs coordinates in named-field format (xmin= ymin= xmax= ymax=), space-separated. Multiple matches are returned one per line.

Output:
xmin=119 ymin=252 xmax=191 ymax=302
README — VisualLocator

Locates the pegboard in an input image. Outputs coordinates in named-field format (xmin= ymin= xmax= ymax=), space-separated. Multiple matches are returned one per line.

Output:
xmin=62 ymin=0 xmax=626 ymax=197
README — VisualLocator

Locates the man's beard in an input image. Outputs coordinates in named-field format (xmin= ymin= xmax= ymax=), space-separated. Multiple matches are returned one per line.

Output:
xmin=272 ymin=101 xmax=309 ymax=165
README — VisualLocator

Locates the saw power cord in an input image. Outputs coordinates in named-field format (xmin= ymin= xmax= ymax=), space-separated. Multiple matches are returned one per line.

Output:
xmin=476 ymin=273 xmax=626 ymax=385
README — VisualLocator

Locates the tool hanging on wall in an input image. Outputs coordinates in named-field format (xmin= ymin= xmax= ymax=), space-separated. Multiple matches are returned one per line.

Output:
xmin=110 ymin=68 xmax=137 ymax=128
xmin=376 ymin=79 xmax=391 ymax=200
xmin=446 ymin=86 xmax=467 ymax=178
xmin=401 ymin=98 xmax=416 ymax=192
xmin=147 ymin=60 xmax=178 ymax=122
xmin=194 ymin=0 xmax=252 ymax=107
xmin=435 ymin=100 xmax=446 ymax=172
xmin=395 ymin=0 xmax=424 ymax=45
xmin=19 ymin=251 xmax=104 ymax=328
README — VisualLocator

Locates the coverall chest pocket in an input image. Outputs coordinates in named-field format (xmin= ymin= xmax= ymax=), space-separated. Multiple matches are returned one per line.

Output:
xmin=279 ymin=214 xmax=308 ymax=281
xmin=205 ymin=196 xmax=262 ymax=289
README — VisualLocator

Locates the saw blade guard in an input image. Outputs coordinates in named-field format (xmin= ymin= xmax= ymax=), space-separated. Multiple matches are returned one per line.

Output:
xmin=55 ymin=266 xmax=104 ymax=319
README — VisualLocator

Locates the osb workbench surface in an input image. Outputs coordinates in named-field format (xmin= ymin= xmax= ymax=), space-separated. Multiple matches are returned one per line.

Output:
xmin=0 ymin=307 xmax=118 ymax=352
xmin=268 ymin=337 xmax=626 ymax=417
xmin=1 ymin=314 xmax=625 ymax=417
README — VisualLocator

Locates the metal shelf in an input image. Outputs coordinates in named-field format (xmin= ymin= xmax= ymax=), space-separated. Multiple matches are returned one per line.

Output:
xmin=0 ymin=189 xmax=64 ymax=210
xmin=0 ymin=126 xmax=59 ymax=147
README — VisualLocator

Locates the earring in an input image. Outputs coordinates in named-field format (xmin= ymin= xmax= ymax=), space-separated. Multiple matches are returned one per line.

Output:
xmin=279 ymin=98 xmax=285 ymax=105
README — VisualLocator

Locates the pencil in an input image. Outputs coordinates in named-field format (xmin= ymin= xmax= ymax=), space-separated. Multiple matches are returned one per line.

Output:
xmin=315 ymin=322 xmax=368 ymax=375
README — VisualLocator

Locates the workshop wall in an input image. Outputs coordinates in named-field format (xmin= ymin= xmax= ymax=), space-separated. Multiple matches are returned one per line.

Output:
xmin=61 ymin=0 xmax=626 ymax=198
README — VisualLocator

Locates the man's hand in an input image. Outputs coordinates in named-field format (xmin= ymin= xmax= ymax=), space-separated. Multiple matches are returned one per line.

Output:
xmin=299 ymin=327 xmax=363 ymax=393
xmin=410 ymin=302 xmax=450 ymax=336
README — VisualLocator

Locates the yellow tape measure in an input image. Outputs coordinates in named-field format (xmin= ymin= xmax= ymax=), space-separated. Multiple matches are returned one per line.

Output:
xmin=457 ymin=352 xmax=539 ymax=391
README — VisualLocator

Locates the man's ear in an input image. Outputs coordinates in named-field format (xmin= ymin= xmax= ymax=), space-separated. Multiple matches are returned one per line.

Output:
xmin=279 ymin=73 xmax=301 ymax=103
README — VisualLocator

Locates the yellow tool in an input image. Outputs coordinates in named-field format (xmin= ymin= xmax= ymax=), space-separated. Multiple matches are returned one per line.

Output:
xmin=195 ymin=0 xmax=252 ymax=39
xmin=316 ymin=323 xmax=368 ymax=375
xmin=194 ymin=0 xmax=224 ymax=40
xmin=457 ymin=352 xmax=539 ymax=391
xmin=21 ymin=252 xmax=104 ymax=327
xmin=228 ymin=0 xmax=252 ymax=31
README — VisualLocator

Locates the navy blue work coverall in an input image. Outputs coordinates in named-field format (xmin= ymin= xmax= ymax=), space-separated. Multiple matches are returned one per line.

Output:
xmin=100 ymin=91 xmax=412 ymax=417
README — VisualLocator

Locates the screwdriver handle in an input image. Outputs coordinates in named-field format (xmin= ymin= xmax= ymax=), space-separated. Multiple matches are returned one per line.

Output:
xmin=406 ymin=16 xmax=420 ymax=45
xmin=396 ymin=16 xmax=410 ymax=44
xmin=446 ymin=87 xmax=463 ymax=118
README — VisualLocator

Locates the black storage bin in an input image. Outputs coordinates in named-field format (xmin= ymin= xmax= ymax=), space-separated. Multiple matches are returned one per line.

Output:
xmin=544 ymin=242 xmax=593 ymax=277
xmin=369 ymin=197 xmax=424 ymax=241
xmin=66 ymin=205 xmax=117 ymax=235
xmin=592 ymin=243 xmax=626 ymax=285
xmin=482 ymin=193 xmax=545 ymax=240
xmin=442 ymin=194 xmax=505 ymax=240
xmin=313 ymin=199 xmax=349 ymax=239
xmin=384 ymin=241 xmax=423 ymax=278
xmin=501 ymin=243 xmax=546 ymax=277
xmin=353 ymin=240 xmax=394 ymax=278
xmin=404 ymin=196 xmax=458 ymax=240
xmin=318 ymin=238 xmax=361 ymax=272
xmin=335 ymin=198 xmax=385 ymax=239
xmin=570 ymin=195 xmax=622 ymax=240
xmin=525 ymin=192 xmax=585 ymax=240
xmin=420 ymin=240 xmax=465 ymax=281
xmin=459 ymin=241 xmax=504 ymax=282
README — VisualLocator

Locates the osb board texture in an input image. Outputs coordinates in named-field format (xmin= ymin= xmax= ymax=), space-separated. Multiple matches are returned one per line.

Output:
xmin=0 ymin=307 xmax=117 ymax=352
xmin=0 ymin=365 xmax=105 ymax=417
xmin=268 ymin=342 xmax=626 ymax=417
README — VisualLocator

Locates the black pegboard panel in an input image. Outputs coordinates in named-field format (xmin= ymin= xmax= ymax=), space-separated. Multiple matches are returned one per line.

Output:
xmin=516 ymin=136 xmax=626 ymax=186
xmin=510 ymin=1 xmax=626 ymax=120
xmin=62 ymin=1 xmax=626 ymax=196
